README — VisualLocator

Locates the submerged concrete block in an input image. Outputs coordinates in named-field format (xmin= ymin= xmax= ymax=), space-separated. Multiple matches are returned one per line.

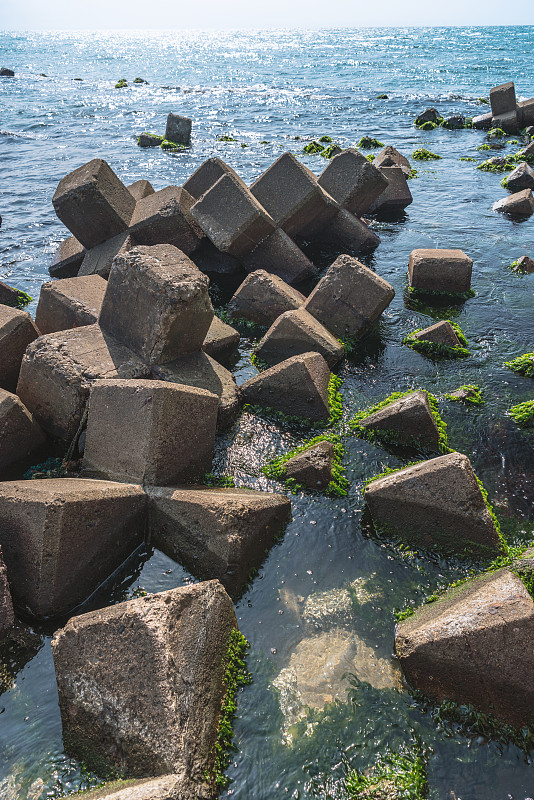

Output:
xmin=0 ymin=388 xmax=46 ymax=473
xmin=51 ymin=581 xmax=237 ymax=781
xmin=310 ymin=208 xmax=380 ymax=254
xmin=16 ymin=325 xmax=150 ymax=440
xmin=202 ymin=316 xmax=240 ymax=361
xmin=396 ymin=569 xmax=534 ymax=727
xmin=35 ymin=275 xmax=107 ymax=334
xmin=78 ymin=231 xmax=134 ymax=279
xmin=0 ymin=478 xmax=146 ymax=618
xmin=255 ymin=307 xmax=344 ymax=368
xmin=49 ymin=236 xmax=86 ymax=279
xmin=148 ymin=486 xmax=291 ymax=595
xmin=83 ymin=380 xmax=218 ymax=486
xmin=304 ymin=254 xmax=394 ymax=340
xmin=369 ymin=166 xmax=412 ymax=214
xmin=240 ymin=351 xmax=331 ymax=422
xmin=493 ymin=109 xmax=519 ymax=133
xmin=227 ymin=269 xmax=305 ymax=327
xmin=52 ymin=159 xmax=136 ymax=249
xmin=364 ymin=452 xmax=503 ymax=554
xmin=128 ymin=186 xmax=202 ymax=255
xmin=165 ymin=113 xmax=192 ymax=146
xmin=99 ymin=244 xmax=214 ymax=364
xmin=243 ymin=228 xmax=317 ymax=284
xmin=356 ymin=390 xmax=440 ymax=452
xmin=190 ymin=173 xmax=275 ymax=258
xmin=317 ymin=148 xmax=388 ymax=216
xmin=493 ymin=189 xmax=534 ymax=218
xmin=0 ymin=305 xmax=40 ymax=392
xmin=182 ymin=157 xmax=239 ymax=200
xmin=490 ymin=81 xmax=517 ymax=118
xmin=127 ymin=179 xmax=155 ymax=202
xmin=283 ymin=440 xmax=334 ymax=490
xmin=250 ymin=152 xmax=337 ymax=238
xmin=472 ymin=112 xmax=493 ymax=130
xmin=408 ymin=321 xmax=462 ymax=348
xmin=408 ymin=248 xmax=473 ymax=294
xmin=152 ymin=351 xmax=239 ymax=429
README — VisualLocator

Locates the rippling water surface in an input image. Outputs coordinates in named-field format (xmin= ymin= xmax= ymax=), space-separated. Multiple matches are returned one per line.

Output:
xmin=1 ymin=26 xmax=534 ymax=800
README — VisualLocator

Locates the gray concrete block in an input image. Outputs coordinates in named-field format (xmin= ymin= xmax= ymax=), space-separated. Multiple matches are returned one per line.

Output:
xmin=128 ymin=186 xmax=202 ymax=255
xmin=318 ymin=148 xmax=389 ymax=216
xmin=0 ymin=305 xmax=40 ymax=392
xmin=35 ymin=275 xmax=107 ymax=334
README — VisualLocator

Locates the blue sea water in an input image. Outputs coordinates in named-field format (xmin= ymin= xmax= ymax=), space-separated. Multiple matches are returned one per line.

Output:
xmin=1 ymin=26 xmax=534 ymax=800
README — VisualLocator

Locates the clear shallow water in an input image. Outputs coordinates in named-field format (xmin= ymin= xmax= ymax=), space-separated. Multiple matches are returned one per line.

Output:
xmin=1 ymin=26 xmax=534 ymax=800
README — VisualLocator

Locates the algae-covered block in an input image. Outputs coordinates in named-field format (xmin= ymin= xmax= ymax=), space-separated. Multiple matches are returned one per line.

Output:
xmin=52 ymin=159 xmax=136 ymax=249
xmin=354 ymin=390 xmax=442 ymax=452
xmin=0 ymin=478 xmax=146 ymax=618
xmin=408 ymin=248 xmax=473 ymax=294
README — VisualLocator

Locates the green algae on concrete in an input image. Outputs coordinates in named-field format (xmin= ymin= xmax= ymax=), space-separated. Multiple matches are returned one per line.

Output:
xmin=504 ymin=351 xmax=534 ymax=378
xmin=509 ymin=400 xmax=534 ymax=426
xmin=262 ymin=433 xmax=348 ymax=498
xmin=402 ymin=322 xmax=470 ymax=360
xmin=357 ymin=136 xmax=385 ymax=149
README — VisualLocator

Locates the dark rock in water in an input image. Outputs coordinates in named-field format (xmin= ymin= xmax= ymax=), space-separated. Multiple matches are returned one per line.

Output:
xmin=147 ymin=486 xmax=291 ymax=595
xmin=0 ymin=68 xmax=14 ymax=77
xmin=0 ymin=306 xmax=40 ymax=393
xmin=519 ymin=140 xmax=534 ymax=159
xmin=494 ymin=109 xmax=519 ymax=133
xmin=35 ymin=275 xmax=107 ymax=334
xmin=227 ymin=269 xmax=305 ymax=327
xmin=490 ymin=81 xmax=517 ymax=117
xmin=0 ymin=545 xmax=14 ymax=636
xmin=376 ymin=93 xmax=388 ymax=99
xmin=165 ymin=112 xmax=192 ymax=146
xmin=284 ymin=440 xmax=334 ymax=490
xmin=493 ymin=188 xmax=534 ymax=218
xmin=51 ymin=581 xmax=237 ymax=783
xmin=0 ymin=282 xmax=25 ymax=307
xmin=0 ymin=388 xmax=45 ymax=475
xmin=505 ymin=162 xmax=534 ymax=192
xmin=364 ymin=452 xmax=503 ymax=554
xmin=513 ymin=255 xmax=534 ymax=273
xmin=396 ymin=568 xmax=534 ymax=727
xmin=137 ymin=133 xmax=163 ymax=148
xmin=241 ymin=351 xmax=331 ymax=422
xmin=442 ymin=114 xmax=465 ymax=129
xmin=414 ymin=107 xmax=441 ymax=125
xmin=356 ymin=390 xmax=441 ymax=452
xmin=49 ymin=235 xmax=86 ymax=279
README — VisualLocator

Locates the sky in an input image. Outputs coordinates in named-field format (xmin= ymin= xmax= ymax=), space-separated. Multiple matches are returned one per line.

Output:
xmin=1 ymin=0 xmax=533 ymax=29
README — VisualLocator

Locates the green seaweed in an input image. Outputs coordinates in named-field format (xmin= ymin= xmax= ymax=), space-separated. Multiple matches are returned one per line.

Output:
xmin=411 ymin=148 xmax=442 ymax=161
xmin=343 ymin=740 xmax=429 ymax=799
xmin=357 ymin=136 xmax=384 ymax=149
xmin=318 ymin=135 xmax=332 ymax=143
xmin=477 ymin=97 xmax=490 ymax=104
xmin=217 ymin=134 xmax=237 ymax=142
xmin=320 ymin=144 xmax=340 ymax=159
xmin=136 ymin=132 xmax=162 ymax=146
xmin=1 ymin=288 xmax=33 ymax=309
xmin=459 ymin=156 xmax=477 ymax=161
xmin=365 ymin=153 xmax=376 ymax=162
xmin=160 ymin=139 xmax=185 ymax=151
xmin=202 ymin=472 xmax=236 ymax=488
xmin=406 ymin=285 xmax=475 ymax=301
xmin=406 ymin=168 xmax=419 ymax=179
xmin=416 ymin=120 xmax=438 ymax=131
xmin=133 ymin=77 xmax=147 ymax=84
xmin=445 ymin=384 xmax=484 ymax=405
xmin=262 ymin=433 xmax=349 ymax=498
xmin=349 ymin=390 xmax=450 ymax=454
xmin=504 ymin=351 xmax=534 ymax=378
xmin=303 ymin=140 xmax=325 ymax=155
xmin=402 ymin=321 xmax=470 ymax=359
xmin=487 ymin=127 xmax=507 ymax=138
xmin=327 ymin=373 xmax=344 ymax=425
xmin=376 ymin=93 xmax=388 ymax=99
xmin=114 ymin=79 xmax=127 ymax=89
xmin=509 ymin=399 xmax=534 ymax=427
xmin=208 ymin=629 xmax=252 ymax=791
xmin=250 ymin=351 xmax=269 ymax=372
xmin=476 ymin=143 xmax=490 ymax=150
xmin=501 ymin=174 xmax=509 ymax=188
xmin=477 ymin=158 xmax=514 ymax=173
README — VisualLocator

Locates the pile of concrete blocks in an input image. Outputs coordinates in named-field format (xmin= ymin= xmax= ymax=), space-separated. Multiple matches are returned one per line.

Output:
xmin=473 ymin=81 xmax=534 ymax=132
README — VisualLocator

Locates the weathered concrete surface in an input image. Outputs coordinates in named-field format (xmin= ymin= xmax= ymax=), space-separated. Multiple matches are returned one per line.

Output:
xmin=17 ymin=324 xmax=150 ymax=441
xmin=506 ymin=162 xmax=534 ymax=192
xmin=493 ymin=188 xmax=534 ymax=218
xmin=519 ymin=99 xmax=534 ymax=127
xmin=374 ymin=145 xmax=412 ymax=175
xmin=190 ymin=239 xmax=243 ymax=277
xmin=317 ymin=148 xmax=388 ymax=216
xmin=472 ymin=112 xmax=493 ymax=130
xmin=0 ymin=478 xmax=146 ymax=619
xmin=240 ymin=352 xmax=331 ymax=422
xmin=396 ymin=569 xmax=534 ymax=727
xmin=0 ymin=545 xmax=14 ymax=637
xmin=72 ymin=775 xmax=190 ymax=800
xmin=490 ymin=81 xmax=517 ymax=117
xmin=369 ymin=166 xmax=413 ymax=214
xmin=83 ymin=380 xmax=218 ymax=485
xmin=408 ymin=320 xmax=462 ymax=348
xmin=202 ymin=316 xmax=240 ymax=361
xmin=227 ymin=270 xmax=305 ymax=327
xmin=356 ymin=391 xmax=441 ymax=452
xmin=79 ymin=231 xmax=134 ymax=279
xmin=242 ymin=228 xmax=317 ymax=285
xmin=99 ymin=244 xmax=214 ymax=364
xmin=0 ymin=305 xmax=40 ymax=392
xmin=165 ymin=113 xmax=192 ymax=146
xmin=49 ymin=236 xmax=86 ymax=279
xmin=35 ymin=275 xmax=107 ymax=334
xmin=408 ymin=248 xmax=473 ymax=294
xmin=364 ymin=452 xmax=503 ymax=554
xmin=128 ymin=187 xmax=202 ymax=255
xmin=51 ymin=581 xmax=237 ymax=783
xmin=303 ymin=254 xmax=394 ymax=340
xmin=153 ymin=351 xmax=239 ymax=429
xmin=147 ymin=486 xmax=291 ymax=595
xmin=283 ymin=440 xmax=334 ymax=490
xmin=250 ymin=152 xmax=337 ymax=238
xmin=127 ymin=180 xmax=155 ymax=202
xmin=493 ymin=110 xmax=519 ymax=133
xmin=52 ymin=159 xmax=136 ymax=249
xmin=190 ymin=173 xmax=275 ymax=258
xmin=255 ymin=307 xmax=344 ymax=368
xmin=0 ymin=282 xmax=26 ymax=307
xmin=182 ymin=157 xmax=239 ymax=201
xmin=0 ymin=388 xmax=46 ymax=473
xmin=309 ymin=208 xmax=380 ymax=255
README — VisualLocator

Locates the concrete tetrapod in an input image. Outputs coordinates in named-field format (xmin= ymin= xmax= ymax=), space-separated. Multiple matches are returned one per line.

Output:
xmin=35 ymin=275 xmax=107 ymax=334
xmin=0 ymin=305 xmax=40 ymax=392
xmin=354 ymin=390 xmax=441 ymax=452
xmin=364 ymin=452 xmax=504 ymax=555
xmin=255 ymin=307 xmax=345 ymax=369
xmin=51 ymin=581 xmax=237 ymax=789
xmin=0 ymin=388 xmax=46 ymax=474
xmin=227 ymin=270 xmax=305 ymax=327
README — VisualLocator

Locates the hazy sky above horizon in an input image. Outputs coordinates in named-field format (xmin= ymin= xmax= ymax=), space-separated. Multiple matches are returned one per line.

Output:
xmin=2 ymin=0 xmax=533 ymax=30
